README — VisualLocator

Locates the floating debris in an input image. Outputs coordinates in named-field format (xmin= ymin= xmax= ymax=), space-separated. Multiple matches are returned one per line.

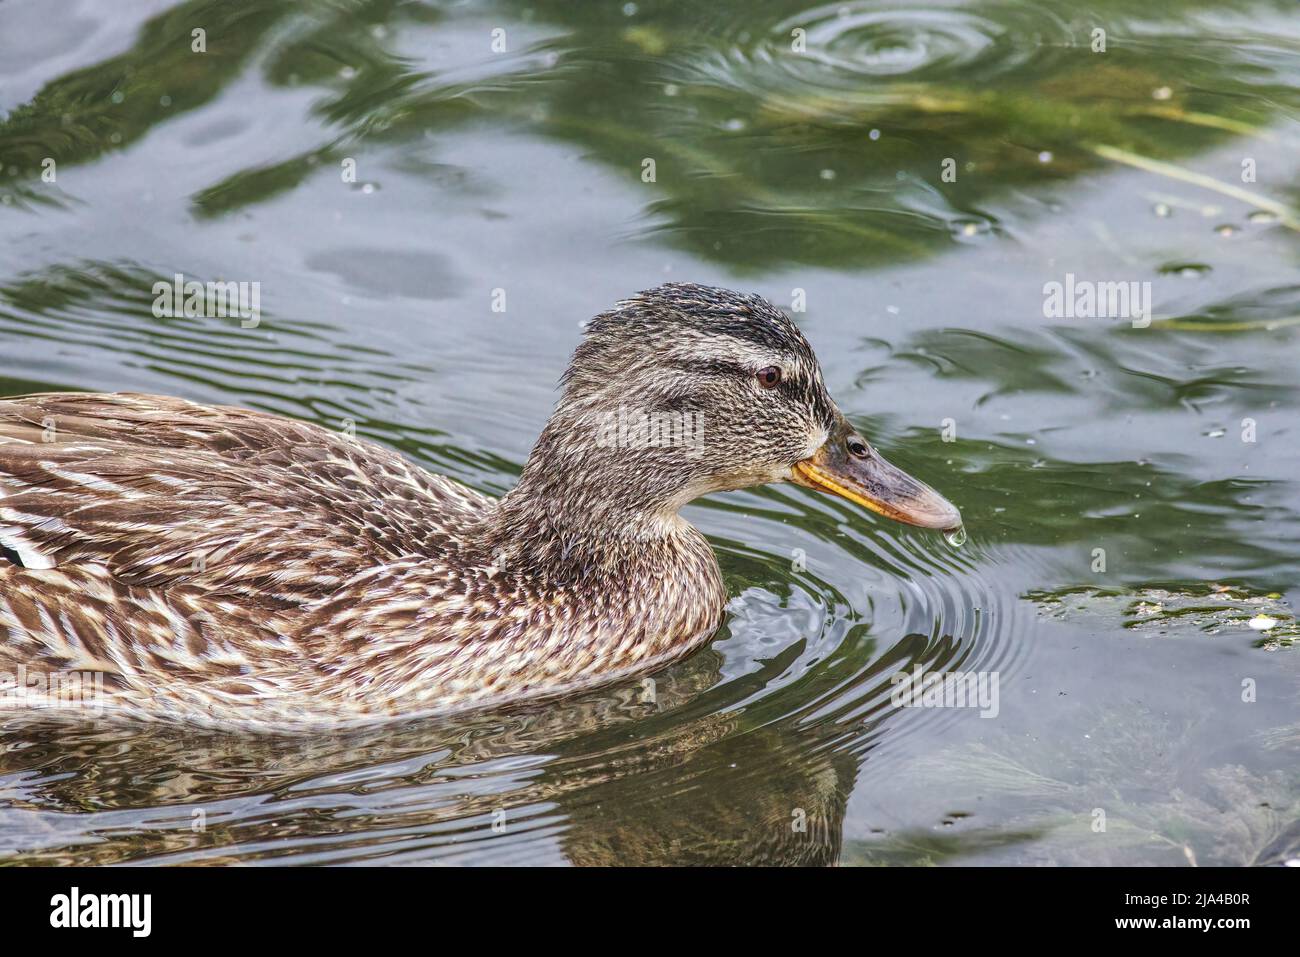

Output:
xmin=1157 ymin=261 xmax=1210 ymax=277
xmin=1028 ymin=585 xmax=1296 ymax=650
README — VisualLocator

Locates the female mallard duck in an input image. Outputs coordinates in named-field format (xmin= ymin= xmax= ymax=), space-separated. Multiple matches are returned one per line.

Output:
xmin=0 ymin=283 xmax=960 ymax=729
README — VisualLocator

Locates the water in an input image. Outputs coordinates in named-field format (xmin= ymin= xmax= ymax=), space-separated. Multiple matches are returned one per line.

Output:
xmin=0 ymin=0 xmax=1297 ymax=865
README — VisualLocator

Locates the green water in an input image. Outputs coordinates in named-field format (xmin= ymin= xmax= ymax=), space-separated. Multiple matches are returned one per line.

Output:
xmin=0 ymin=0 xmax=1297 ymax=865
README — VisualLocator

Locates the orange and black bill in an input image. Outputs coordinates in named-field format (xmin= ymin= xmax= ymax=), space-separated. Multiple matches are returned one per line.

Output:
xmin=791 ymin=423 xmax=962 ymax=531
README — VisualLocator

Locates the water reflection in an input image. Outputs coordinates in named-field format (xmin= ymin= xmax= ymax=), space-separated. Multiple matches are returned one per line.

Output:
xmin=5 ymin=1 xmax=1298 ymax=264
xmin=1 ymin=627 xmax=983 ymax=865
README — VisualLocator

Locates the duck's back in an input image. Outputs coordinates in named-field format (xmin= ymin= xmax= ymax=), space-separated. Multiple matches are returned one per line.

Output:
xmin=0 ymin=392 xmax=496 ymax=724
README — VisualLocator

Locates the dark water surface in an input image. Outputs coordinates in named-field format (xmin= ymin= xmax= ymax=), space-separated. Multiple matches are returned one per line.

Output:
xmin=0 ymin=0 xmax=1297 ymax=865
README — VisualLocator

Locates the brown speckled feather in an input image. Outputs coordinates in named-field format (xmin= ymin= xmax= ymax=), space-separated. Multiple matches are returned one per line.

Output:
xmin=0 ymin=391 xmax=724 ymax=729
xmin=0 ymin=392 xmax=488 ymax=598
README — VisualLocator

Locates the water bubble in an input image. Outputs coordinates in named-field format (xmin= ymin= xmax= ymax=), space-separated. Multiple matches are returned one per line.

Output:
xmin=950 ymin=218 xmax=988 ymax=240
xmin=1152 ymin=86 xmax=1173 ymax=100
xmin=1215 ymin=224 xmax=1237 ymax=237
xmin=1247 ymin=210 xmax=1278 ymax=224
xmin=1037 ymin=150 xmax=1053 ymax=164
xmin=1153 ymin=202 xmax=1171 ymax=217
xmin=943 ymin=525 xmax=967 ymax=548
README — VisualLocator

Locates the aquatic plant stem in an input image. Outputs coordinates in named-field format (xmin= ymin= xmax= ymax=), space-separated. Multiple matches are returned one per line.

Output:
xmin=1089 ymin=144 xmax=1300 ymax=232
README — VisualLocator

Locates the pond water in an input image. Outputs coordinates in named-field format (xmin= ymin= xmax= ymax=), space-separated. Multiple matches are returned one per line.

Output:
xmin=0 ymin=0 xmax=1297 ymax=865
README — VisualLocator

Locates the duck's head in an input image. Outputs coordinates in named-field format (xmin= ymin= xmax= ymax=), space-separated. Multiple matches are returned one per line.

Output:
xmin=504 ymin=283 xmax=960 ymax=541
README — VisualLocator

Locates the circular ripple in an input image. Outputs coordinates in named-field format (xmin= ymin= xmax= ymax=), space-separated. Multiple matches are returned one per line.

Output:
xmin=697 ymin=2 xmax=1075 ymax=94
xmin=781 ymin=6 xmax=1006 ymax=80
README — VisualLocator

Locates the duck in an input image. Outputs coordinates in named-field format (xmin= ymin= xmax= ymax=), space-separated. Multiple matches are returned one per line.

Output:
xmin=0 ymin=283 xmax=960 ymax=729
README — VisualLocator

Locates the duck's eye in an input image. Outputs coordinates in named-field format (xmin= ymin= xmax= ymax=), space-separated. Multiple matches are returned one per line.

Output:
xmin=756 ymin=366 xmax=783 ymax=389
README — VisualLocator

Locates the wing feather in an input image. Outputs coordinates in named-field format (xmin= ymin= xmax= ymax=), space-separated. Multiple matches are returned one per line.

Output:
xmin=0 ymin=392 xmax=492 ymax=604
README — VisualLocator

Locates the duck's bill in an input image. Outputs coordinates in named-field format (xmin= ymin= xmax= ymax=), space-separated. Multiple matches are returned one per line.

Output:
xmin=791 ymin=442 xmax=962 ymax=531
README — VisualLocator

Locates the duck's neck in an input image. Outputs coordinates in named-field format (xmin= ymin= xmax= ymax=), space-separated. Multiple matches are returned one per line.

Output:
xmin=468 ymin=407 xmax=729 ymax=675
xmin=481 ymin=409 xmax=709 ymax=585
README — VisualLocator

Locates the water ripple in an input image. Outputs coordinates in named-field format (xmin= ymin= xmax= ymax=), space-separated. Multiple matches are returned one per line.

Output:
xmin=706 ymin=2 xmax=1075 ymax=93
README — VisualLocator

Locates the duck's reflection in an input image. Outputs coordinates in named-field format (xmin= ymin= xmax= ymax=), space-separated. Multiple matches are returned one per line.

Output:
xmin=0 ymin=631 xmax=968 ymax=866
